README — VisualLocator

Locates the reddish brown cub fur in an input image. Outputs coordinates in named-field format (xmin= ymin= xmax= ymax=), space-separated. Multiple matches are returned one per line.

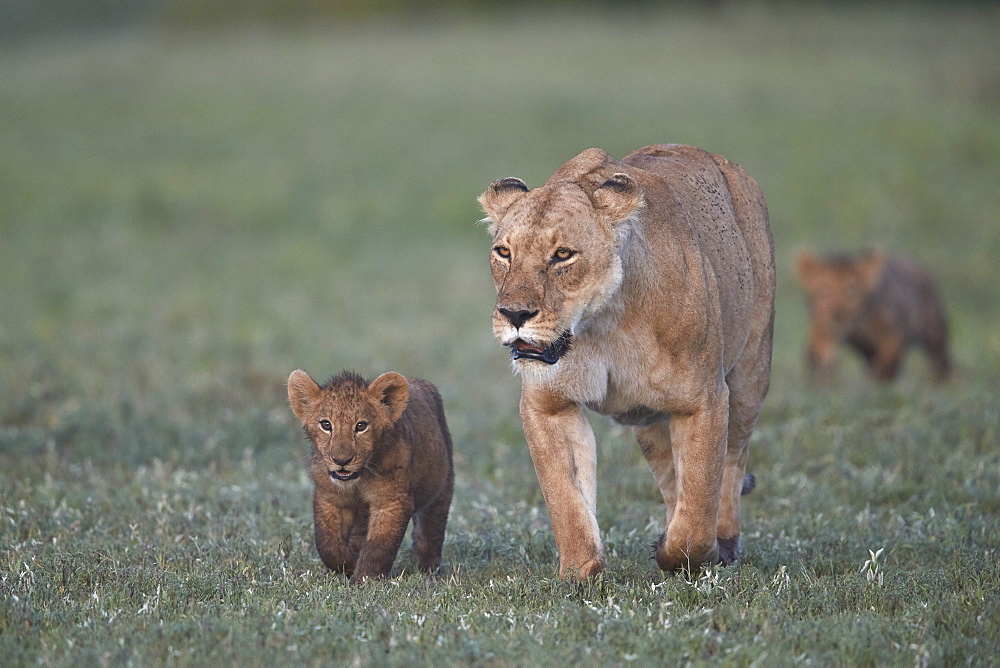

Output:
xmin=287 ymin=369 xmax=454 ymax=583
xmin=796 ymin=249 xmax=951 ymax=382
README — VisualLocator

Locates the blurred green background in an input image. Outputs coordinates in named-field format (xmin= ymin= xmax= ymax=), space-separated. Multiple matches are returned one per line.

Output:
xmin=2 ymin=1 xmax=996 ymax=433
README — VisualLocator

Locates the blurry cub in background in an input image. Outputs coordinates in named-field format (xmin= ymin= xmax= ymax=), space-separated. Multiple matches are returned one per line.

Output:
xmin=287 ymin=369 xmax=454 ymax=582
xmin=795 ymin=249 xmax=951 ymax=382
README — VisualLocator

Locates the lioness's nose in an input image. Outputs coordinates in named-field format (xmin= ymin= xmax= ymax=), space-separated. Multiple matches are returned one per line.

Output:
xmin=499 ymin=307 xmax=538 ymax=329
xmin=332 ymin=455 xmax=354 ymax=467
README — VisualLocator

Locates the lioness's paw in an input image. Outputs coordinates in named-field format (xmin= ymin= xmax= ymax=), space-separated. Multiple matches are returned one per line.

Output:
xmin=717 ymin=535 xmax=742 ymax=565
xmin=654 ymin=537 xmax=719 ymax=573
xmin=558 ymin=557 xmax=605 ymax=581
xmin=650 ymin=532 xmax=666 ymax=561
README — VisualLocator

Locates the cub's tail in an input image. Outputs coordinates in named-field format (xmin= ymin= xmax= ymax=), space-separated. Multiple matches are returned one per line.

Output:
xmin=741 ymin=473 xmax=756 ymax=496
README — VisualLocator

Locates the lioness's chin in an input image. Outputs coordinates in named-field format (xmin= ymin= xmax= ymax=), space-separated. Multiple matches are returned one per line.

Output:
xmin=511 ymin=357 xmax=561 ymax=384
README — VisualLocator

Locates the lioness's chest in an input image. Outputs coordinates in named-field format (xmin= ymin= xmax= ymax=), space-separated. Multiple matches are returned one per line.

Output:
xmin=583 ymin=377 xmax=671 ymax=426
xmin=601 ymin=405 xmax=670 ymax=426
xmin=551 ymin=352 xmax=670 ymax=425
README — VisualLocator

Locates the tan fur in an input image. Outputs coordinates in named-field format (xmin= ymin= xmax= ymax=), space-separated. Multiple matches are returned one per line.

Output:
xmin=287 ymin=369 xmax=454 ymax=582
xmin=795 ymin=249 xmax=951 ymax=382
xmin=479 ymin=144 xmax=775 ymax=577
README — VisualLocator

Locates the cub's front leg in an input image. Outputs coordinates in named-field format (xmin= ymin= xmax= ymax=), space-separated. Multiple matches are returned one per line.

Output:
xmin=520 ymin=387 xmax=604 ymax=579
xmin=351 ymin=497 xmax=414 ymax=583
xmin=313 ymin=492 xmax=359 ymax=574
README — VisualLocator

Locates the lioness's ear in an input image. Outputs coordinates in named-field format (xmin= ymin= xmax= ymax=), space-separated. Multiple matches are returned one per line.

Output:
xmin=287 ymin=369 xmax=321 ymax=421
xmin=368 ymin=372 xmax=410 ymax=424
xmin=591 ymin=173 xmax=642 ymax=223
xmin=479 ymin=177 xmax=529 ymax=231
xmin=859 ymin=248 xmax=886 ymax=291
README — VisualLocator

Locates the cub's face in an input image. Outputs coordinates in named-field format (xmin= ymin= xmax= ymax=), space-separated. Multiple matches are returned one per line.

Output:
xmin=479 ymin=175 xmax=641 ymax=373
xmin=287 ymin=371 xmax=409 ymax=484
xmin=796 ymin=250 xmax=886 ymax=336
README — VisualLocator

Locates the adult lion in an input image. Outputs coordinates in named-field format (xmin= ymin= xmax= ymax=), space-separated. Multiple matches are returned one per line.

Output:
xmin=479 ymin=144 xmax=775 ymax=578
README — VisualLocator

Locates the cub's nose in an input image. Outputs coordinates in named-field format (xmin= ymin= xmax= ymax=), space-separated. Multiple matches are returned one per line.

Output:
xmin=332 ymin=455 xmax=354 ymax=467
xmin=498 ymin=307 xmax=538 ymax=329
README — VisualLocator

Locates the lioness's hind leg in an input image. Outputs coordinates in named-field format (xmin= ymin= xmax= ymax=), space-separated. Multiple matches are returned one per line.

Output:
xmin=634 ymin=421 xmax=676 ymax=530
xmin=719 ymin=311 xmax=773 ymax=565
xmin=718 ymin=403 xmax=754 ymax=566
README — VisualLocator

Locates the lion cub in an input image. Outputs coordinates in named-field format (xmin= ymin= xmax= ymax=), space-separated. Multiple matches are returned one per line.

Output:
xmin=796 ymin=249 xmax=951 ymax=382
xmin=287 ymin=369 xmax=454 ymax=582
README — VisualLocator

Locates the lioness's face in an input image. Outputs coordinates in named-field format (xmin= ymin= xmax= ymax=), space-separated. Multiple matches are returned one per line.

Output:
xmin=288 ymin=371 xmax=409 ymax=484
xmin=487 ymin=184 xmax=625 ymax=367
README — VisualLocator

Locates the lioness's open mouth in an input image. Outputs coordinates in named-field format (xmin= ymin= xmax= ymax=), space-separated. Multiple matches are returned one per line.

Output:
xmin=509 ymin=332 xmax=572 ymax=364
xmin=329 ymin=469 xmax=361 ymax=482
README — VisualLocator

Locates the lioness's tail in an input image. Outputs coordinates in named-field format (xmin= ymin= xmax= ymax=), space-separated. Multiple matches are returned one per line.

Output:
xmin=741 ymin=473 xmax=756 ymax=496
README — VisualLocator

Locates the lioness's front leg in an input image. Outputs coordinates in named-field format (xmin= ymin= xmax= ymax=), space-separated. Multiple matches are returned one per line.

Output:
xmin=520 ymin=386 xmax=604 ymax=579
xmin=655 ymin=389 xmax=729 ymax=572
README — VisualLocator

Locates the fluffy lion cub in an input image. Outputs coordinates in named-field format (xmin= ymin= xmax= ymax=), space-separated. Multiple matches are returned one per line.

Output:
xmin=795 ymin=249 xmax=951 ymax=382
xmin=480 ymin=144 xmax=775 ymax=578
xmin=287 ymin=369 xmax=454 ymax=582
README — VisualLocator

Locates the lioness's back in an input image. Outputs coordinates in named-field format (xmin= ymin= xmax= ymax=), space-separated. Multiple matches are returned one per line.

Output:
xmin=623 ymin=144 xmax=775 ymax=373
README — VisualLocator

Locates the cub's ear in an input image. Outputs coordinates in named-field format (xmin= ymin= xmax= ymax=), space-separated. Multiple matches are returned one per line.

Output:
xmin=478 ymin=177 xmax=529 ymax=231
xmin=287 ymin=369 xmax=321 ymax=421
xmin=368 ymin=372 xmax=410 ymax=424
xmin=590 ymin=173 xmax=642 ymax=224
xmin=795 ymin=251 xmax=821 ymax=287
xmin=859 ymin=248 xmax=886 ymax=291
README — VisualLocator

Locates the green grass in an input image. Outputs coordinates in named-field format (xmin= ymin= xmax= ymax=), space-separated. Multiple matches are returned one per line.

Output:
xmin=2 ymin=4 xmax=999 ymax=665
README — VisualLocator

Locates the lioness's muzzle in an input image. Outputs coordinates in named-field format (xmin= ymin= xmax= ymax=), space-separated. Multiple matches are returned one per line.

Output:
xmin=508 ymin=332 xmax=573 ymax=364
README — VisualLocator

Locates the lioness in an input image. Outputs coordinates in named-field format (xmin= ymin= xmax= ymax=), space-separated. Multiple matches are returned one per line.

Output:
xmin=287 ymin=369 xmax=454 ymax=582
xmin=479 ymin=144 xmax=775 ymax=577
xmin=795 ymin=249 xmax=951 ymax=382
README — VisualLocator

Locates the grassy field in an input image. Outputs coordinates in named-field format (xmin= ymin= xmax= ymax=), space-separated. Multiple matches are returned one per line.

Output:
xmin=2 ymin=4 xmax=998 ymax=665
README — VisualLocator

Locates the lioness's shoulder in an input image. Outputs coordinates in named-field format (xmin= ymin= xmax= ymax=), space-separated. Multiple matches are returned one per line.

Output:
xmin=623 ymin=143 xmax=702 ymax=161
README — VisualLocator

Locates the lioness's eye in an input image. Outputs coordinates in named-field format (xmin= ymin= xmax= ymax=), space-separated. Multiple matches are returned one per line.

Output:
xmin=355 ymin=421 xmax=369 ymax=433
xmin=553 ymin=247 xmax=574 ymax=262
xmin=494 ymin=246 xmax=511 ymax=259
xmin=318 ymin=419 xmax=332 ymax=433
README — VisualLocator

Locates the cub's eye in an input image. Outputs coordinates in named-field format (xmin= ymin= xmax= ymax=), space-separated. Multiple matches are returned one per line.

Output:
xmin=493 ymin=245 xmax=511 ymax=259
xmin=318 ymin=419 xmax=332 ymax=433
xmin=354 ymin=421 xmax=369 ymax=433
xmin=552 ymin=247 xmax=575 ymax=262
